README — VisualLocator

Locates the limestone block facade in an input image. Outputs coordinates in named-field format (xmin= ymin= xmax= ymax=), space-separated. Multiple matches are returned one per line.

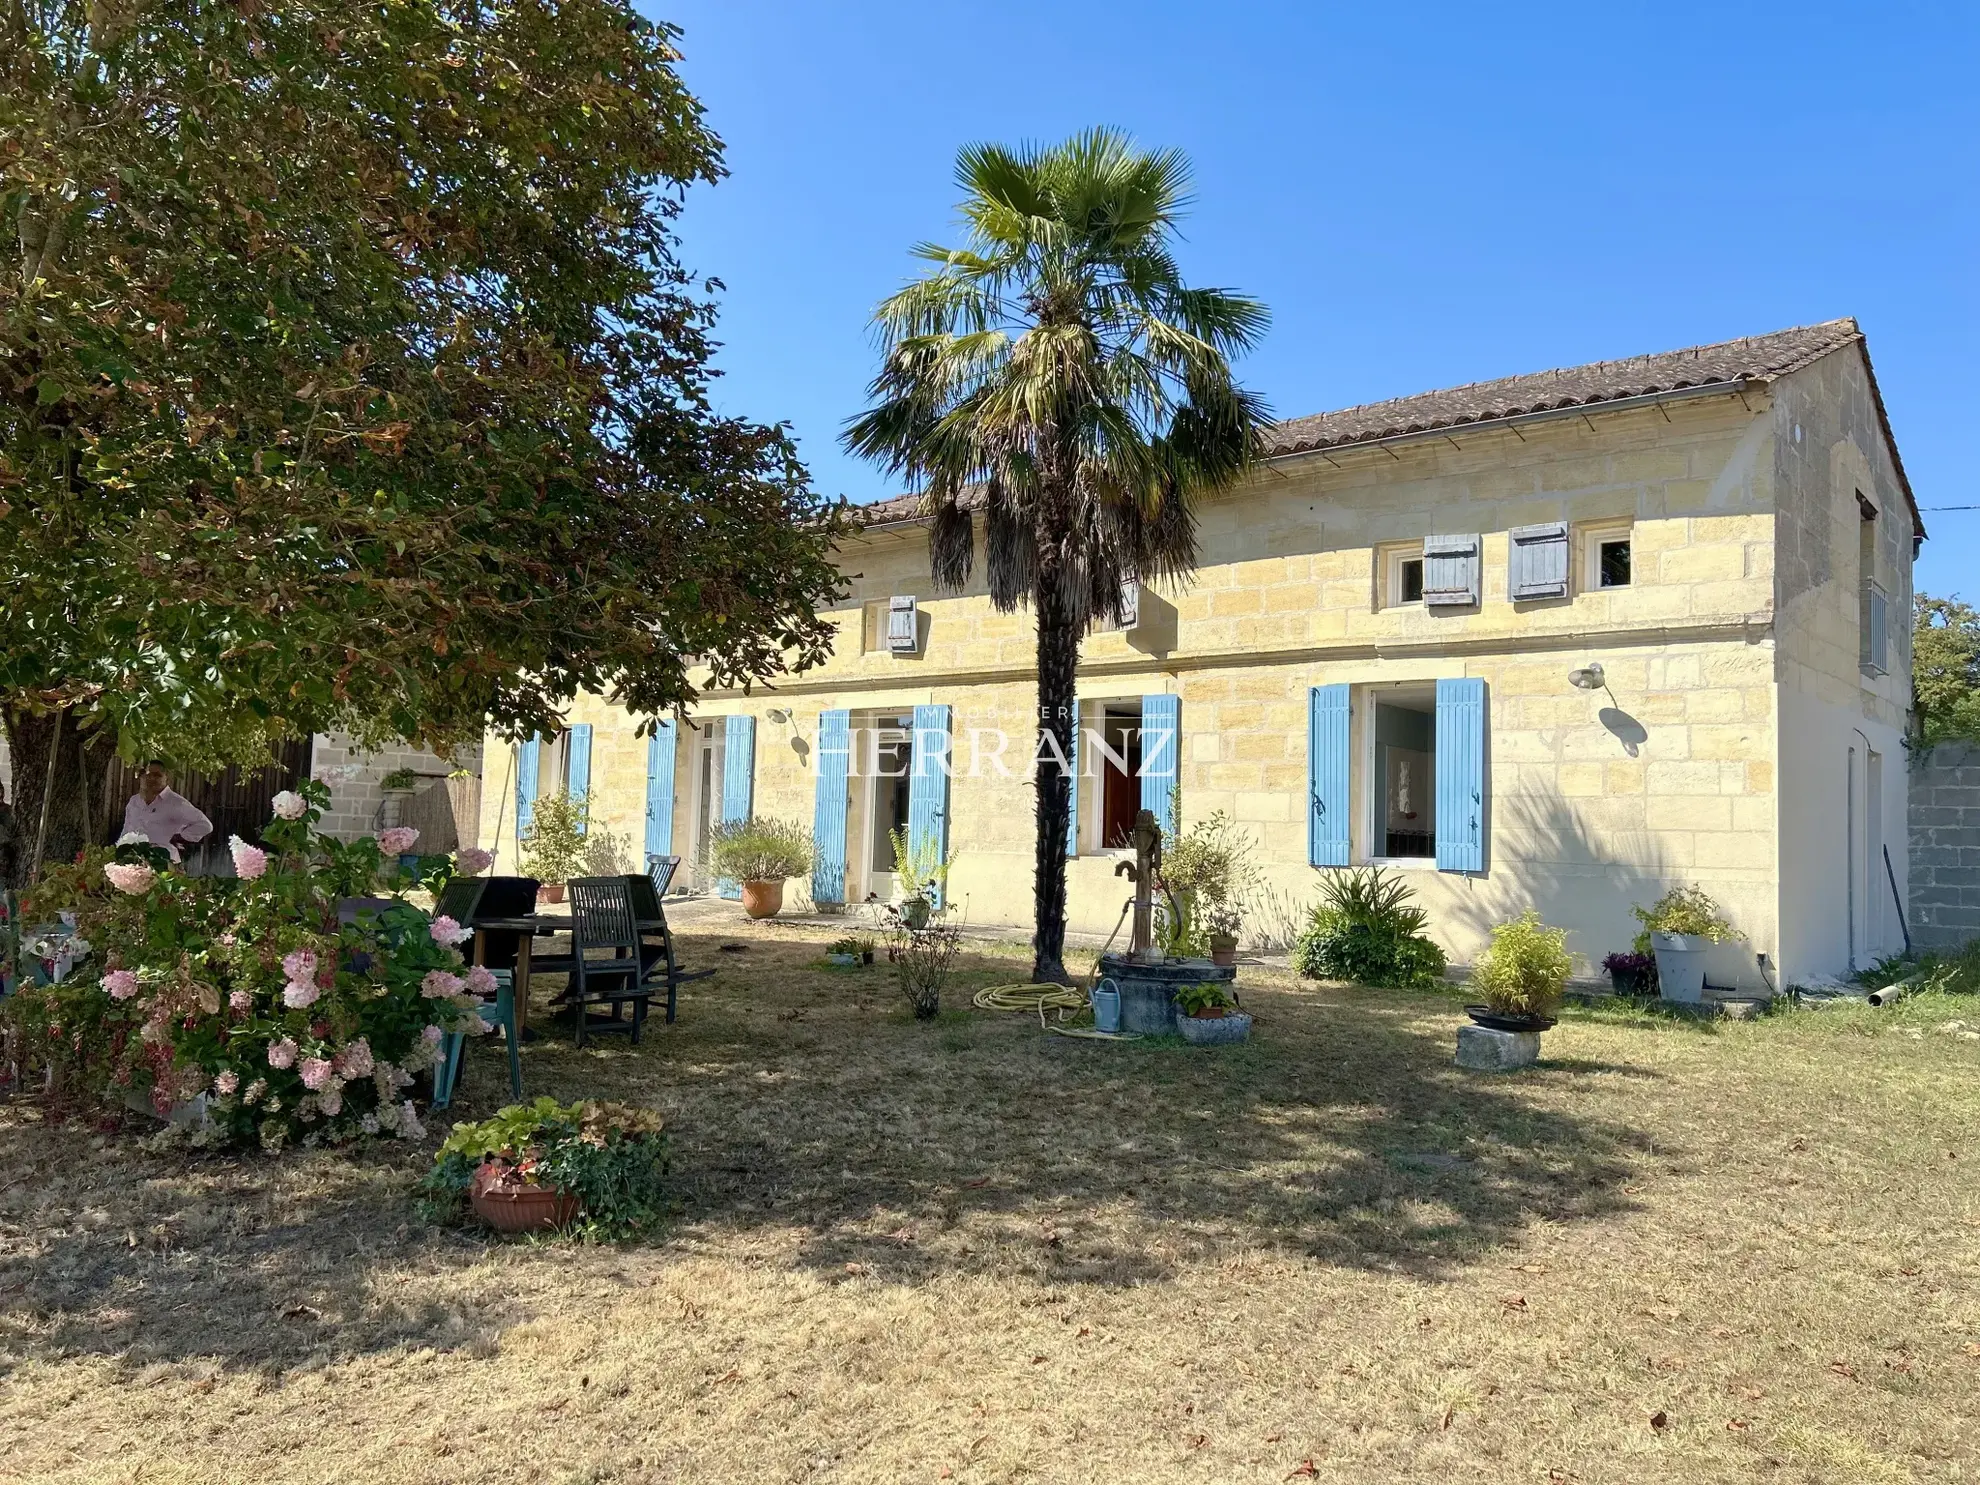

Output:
xmin=476 ymin=322 xmax=1920 ymax=985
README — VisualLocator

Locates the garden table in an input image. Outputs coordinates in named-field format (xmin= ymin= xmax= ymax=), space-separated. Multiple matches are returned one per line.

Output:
xmin=471 ymin=912 xmax=671 ymax=1039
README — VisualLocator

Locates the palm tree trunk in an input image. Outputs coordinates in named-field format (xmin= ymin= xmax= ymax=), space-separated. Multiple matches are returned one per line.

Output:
xmin=1030 ymin=504 xmax=1079 ymax=985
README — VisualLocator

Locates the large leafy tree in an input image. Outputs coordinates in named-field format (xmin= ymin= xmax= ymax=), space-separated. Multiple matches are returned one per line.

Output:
xmin=1 ymin=0 xmax=850 ymax=869
xmin=1913 ymin=595 xmax=1980 ymax=748
xmin=844 ymin=129 xmax=1270 ymax=983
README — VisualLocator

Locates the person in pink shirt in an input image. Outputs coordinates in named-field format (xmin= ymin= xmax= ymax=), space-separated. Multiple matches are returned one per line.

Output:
xmin=120 ymin=762 xmax=213 ymax=862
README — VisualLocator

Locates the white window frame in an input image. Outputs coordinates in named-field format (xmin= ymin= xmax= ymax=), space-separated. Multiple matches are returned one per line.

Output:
xmin=1381 ymin=544 xmax=1426 ymax=609
xmin=860 ymin=599 xmax=890 ymax=653
xmin=1582 ymin=523 xmax=1634 ymax=593
xmin=1075 ymin=697 xmax=1144 ymax=856
xmin=1360 ymin=684 xmax=1439 ymax=868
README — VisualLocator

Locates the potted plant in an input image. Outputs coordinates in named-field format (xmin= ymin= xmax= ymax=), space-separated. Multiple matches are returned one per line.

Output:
xmin=1601 ymin=950 xmax=1658 ymax=998
xmin=824 ymin=936 xmax=865 ymax=968
xmin=1290 ymin=867 xmax=1448 ymax=989
xmin=1631 ymin=887 xmax=1743 ymax=1004
xmin=709 ymin=818 xmax=817 ymax=919
xmin=1467 ymin=910 xmax=1571 ymax=1032
xmin=887 ymin=826 xmax=951 ymax=930
xmin=378 ymin=766 xmax=421 ymax=830
xmin=420 ymin=1096 xmax=668 ymax=1238
xmin=1175 ymin=980 xmax=1252 ymax=1045
xmin=519 ymin=790 xmax=590 ymax=905
xmin=1161 ymin=811 xmax=1259 ymax=964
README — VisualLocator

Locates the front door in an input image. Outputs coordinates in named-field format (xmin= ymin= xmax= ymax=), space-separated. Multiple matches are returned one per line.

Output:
xmin=689 ymin=723 xmax=725 ymax=892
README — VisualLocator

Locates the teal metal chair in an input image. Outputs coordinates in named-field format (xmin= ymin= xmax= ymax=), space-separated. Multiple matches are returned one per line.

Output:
xmin=432 ymin=969 xmax=522 ymax=1110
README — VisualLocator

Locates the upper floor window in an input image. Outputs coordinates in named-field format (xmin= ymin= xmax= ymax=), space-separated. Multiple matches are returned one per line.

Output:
xmin=1859 ymin=493 xmax=1887 ymax=676
xmin=1382 ymin=544 xmax=1425 ymax=608
xmin=860 ymin=599 xmax=890 ymax=653
xmin=1582 ymin=523 xmax=1633 ymax=590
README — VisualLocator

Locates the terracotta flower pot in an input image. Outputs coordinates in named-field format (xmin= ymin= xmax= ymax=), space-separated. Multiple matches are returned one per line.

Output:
xmin=469 ymin=1162 xmax=580 ymax=1234
xmin=741 ymin=879 xmax=785 ymax=919
xmin=537 ymin=882 xmax=566 ymax=906
xmin=1209 ymin=935 xmax=1238 ymax=968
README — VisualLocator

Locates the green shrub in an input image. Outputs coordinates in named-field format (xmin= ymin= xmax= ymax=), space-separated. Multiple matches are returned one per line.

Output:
xmin=1174 ymin=981 xmax=1233 ymax=1016
xmin=1631 ymin=885 xmax=1744 ymax=951
xmin=1472 ymin=910 xmax=1572 ymax=1018
xmin=520 ymin=790 xmax=591 ymax=885
xmin=1290 ymin=867 xmax=1447 ymax=989
xmin=710 ymin=817 xmax=816 ymax=882
xmin=379 ymin=767 xmax=421 ymax=791
xmin=420 ymin=1097 xmax=669 ymax=1239
xmin=1162 ymin=811 xmax=1260 ymax=948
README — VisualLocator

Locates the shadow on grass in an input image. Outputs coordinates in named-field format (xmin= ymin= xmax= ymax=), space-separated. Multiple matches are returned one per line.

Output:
xmin=0 ymin=928 xmax=1656 ymax=1375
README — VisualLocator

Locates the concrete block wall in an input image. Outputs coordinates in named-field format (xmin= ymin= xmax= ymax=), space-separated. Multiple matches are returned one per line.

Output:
xmin=1908 ymin=742 xmax=1980 ymax=950
xmin=311 ymin=732 xmax=482 ymax=843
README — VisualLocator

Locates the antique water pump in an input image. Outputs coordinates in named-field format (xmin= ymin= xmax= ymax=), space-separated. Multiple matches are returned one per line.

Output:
xmin=1113 ymin=807 xmax=1173 ymax=964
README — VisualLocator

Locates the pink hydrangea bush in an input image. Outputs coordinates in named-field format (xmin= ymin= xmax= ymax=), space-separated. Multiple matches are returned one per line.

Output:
xmin=2 ymin=778 xmax=488 ymax=1152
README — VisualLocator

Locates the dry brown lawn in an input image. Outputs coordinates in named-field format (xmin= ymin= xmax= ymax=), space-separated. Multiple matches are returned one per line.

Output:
xmin=2 ymin=919 xmax=1978 ymax=1484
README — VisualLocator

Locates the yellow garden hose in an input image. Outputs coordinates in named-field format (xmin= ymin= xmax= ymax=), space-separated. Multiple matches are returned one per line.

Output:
xmin=971 ymin=983 xmax=1090 ymax=1015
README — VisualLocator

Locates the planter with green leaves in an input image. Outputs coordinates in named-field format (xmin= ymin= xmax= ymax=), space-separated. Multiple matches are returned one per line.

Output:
xmin=377 ymin=766 xmax=421 ymax=830
xmin=1632 ymin=887 xmax=1743 ymax=1003
xmin=1291 ymin=867 xmax=1448 ymax=989
xmin=1161 ymin=811 xmax=1259 ymax=963
xmin=825 ymin=935 xmax=875 ymax=968
xmin=887 ymin=826 xmax=950 ymax=927
xmin=420 ymin=1097 xmax=668 ymax=1238
xmin=1175 ymin=980 xmax=1251 ymax=1045
xmin=1467 ymin=910 xmax=1571 ymax=1033
xmin=710 ymin=818 xmax=817 ymax=918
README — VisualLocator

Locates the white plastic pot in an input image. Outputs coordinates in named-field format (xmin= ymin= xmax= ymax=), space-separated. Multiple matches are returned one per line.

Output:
xmin=1651 ymin=932 xmax=1710 ymax=1002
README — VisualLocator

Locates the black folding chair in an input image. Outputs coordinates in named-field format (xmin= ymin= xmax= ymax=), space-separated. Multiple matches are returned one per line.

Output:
xmin=624 ymin=871 xmax=711 ymax=1025
xmin=433 ymin=876 xmax=487 ymax=926
xmin=564 ymin=876 xmax=654 ymax=1046
xmin=647 ymin=853 xmax=681 ymax=897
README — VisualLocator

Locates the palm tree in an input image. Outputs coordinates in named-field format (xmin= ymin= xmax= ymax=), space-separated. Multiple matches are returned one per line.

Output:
xmin=844 ymin=128 xmax=1271 ymax=983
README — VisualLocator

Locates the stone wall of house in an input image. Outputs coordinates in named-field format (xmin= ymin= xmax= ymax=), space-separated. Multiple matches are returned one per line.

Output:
xmin=311 ymin=732 xmax=482 ymax=843
xmin=481 ymin=391 xmax=1806 ymax=971
xmin=1907 ymin=741 xmax=1980 ymax=952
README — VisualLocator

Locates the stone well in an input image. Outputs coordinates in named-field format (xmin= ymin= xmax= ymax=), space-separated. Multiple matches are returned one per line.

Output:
xmin=1094 ymin=953 xmax=1237 ymax=1036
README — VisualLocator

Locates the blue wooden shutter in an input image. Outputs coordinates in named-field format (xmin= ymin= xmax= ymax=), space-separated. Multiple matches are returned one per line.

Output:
xmin=812 ymin=709 xmax=851 ymax=905
xmin=1307 ymin=685 xmax=1351 ymax=867
xmin=908 ymin=704 xmax=952 ymax=907
xmin=515 ymin=734 xmax=542 ymax=842
xmin=1140 ymin=693 xmax=1180 ymax=840
xmin=1435 ymin=677 xmax=1487 ymax=873
xmin=1423 ymin=533 xmax=1480 ymax=606
xmin=1065 ymin=695 xmax=1081 ymax=857
xmin=644 ymin=719 xmax=677 ymax=861
xmin=887 ymin=595 xmax=919 ymax=653
xmin=1509 ymin=522 xmax=1570 ymax=600
xmin=565 ymin=723 xmax=593 ymax=833
xmin=718 ymin=715 xmax=756 ymax=899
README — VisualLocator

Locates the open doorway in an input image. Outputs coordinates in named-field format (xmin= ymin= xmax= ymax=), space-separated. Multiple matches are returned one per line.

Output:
xmin=1074 ymin=700 xmax=1145 ymax=853
xmin=1367 ymin=686 xmax=1436 ymax=862
xmin=847 ymin=713 xmax=913 ymax=901
xmin=686 ymin=721 xmax=726 ymax=892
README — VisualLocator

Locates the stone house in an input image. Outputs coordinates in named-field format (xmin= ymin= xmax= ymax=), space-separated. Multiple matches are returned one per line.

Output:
xmin=477 ymin=319 xmax=1920 ymax=985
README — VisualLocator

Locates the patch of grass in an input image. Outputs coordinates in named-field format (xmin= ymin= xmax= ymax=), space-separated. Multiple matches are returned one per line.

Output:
xmin=2 ymin=916 xmax=1977 ymax=1483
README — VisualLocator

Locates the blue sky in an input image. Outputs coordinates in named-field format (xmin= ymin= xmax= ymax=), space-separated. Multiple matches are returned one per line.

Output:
xmin=654 ymin=1 xmax=1977 ymax=596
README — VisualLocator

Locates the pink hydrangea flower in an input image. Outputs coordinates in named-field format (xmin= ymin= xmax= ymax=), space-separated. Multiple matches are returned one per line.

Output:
xmin=421 ymin=1025 xmax=444 ymax=1045
xmin=456 ymin=846 xmax=495 ymax=875
xmin=300 ymin=1057 xmax=335 ymax=1091
xmin=270 ymin=790 xmax=307 ymax=820
xmin=102 ymin=969 xmax=140 ymax=1001
xmin=334 ymin=1038 xmax=374 ymax=1078
xmin=267 ymin=1038 xmax=299 ymax=1070
xmin=229 ymin=835 xmax=268 ymax=880
xmin=464 ymin=964 xmax=499 ymax=996
xmin=428 ymin=915 xmax=472 ymax=949
xmin=281 ymin=949 xmax=317 ymax=982
xmin=283 ymin=981 xmax=320 ymax=1009
xmin=103 ymin=861 xmax=157 ymax=895
xmin=214 ymin=1070 xmax=240 ymax=1096
xmin=229 ymin=989 xmax=253 ymax=1013
xmin=377 ymin=826 xmax=420 ymax=856
xmin=421 ymin=969 xmax=464 ymax=998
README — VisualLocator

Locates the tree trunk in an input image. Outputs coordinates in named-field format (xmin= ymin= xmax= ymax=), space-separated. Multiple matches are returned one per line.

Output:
xmin=1029 ymin=496 xmax=1080 ymax=985
xmin=3 ymin=705 xmax=116 ymax=883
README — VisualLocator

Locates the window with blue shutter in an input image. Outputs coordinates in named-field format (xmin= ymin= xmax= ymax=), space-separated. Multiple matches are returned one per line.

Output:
xmin=515 ymin=734 xmax=542 ymax=844
xmin=1434 ymin=678 xmax=1487 ymax=873
xmin=565 ymin=724 xmax=593 ymax=834
xmin=887 ymin=595 xmax=919 ymax=654
xmin=717 ymin=715 xmax=756 ymax=899
xmin=1423 ymin=533 xmax=1481 ymax=607
xmin=645 ymin=719 xmax=677 ymax=862
xmin=1139 ymin=693 xmax=1180 ymax=840
xmin=1308 ymin=685 xmax=1351 ymax=866
xmin=1065 ymin=696 xmax=1082 ymax=857
xmin=811 ymin=710 xmax=851 ymax=904
xmin=1509 ymin=522 xmax=1570 ymax=600
xmin=908 ymin=704 xmax=952 ymax=906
